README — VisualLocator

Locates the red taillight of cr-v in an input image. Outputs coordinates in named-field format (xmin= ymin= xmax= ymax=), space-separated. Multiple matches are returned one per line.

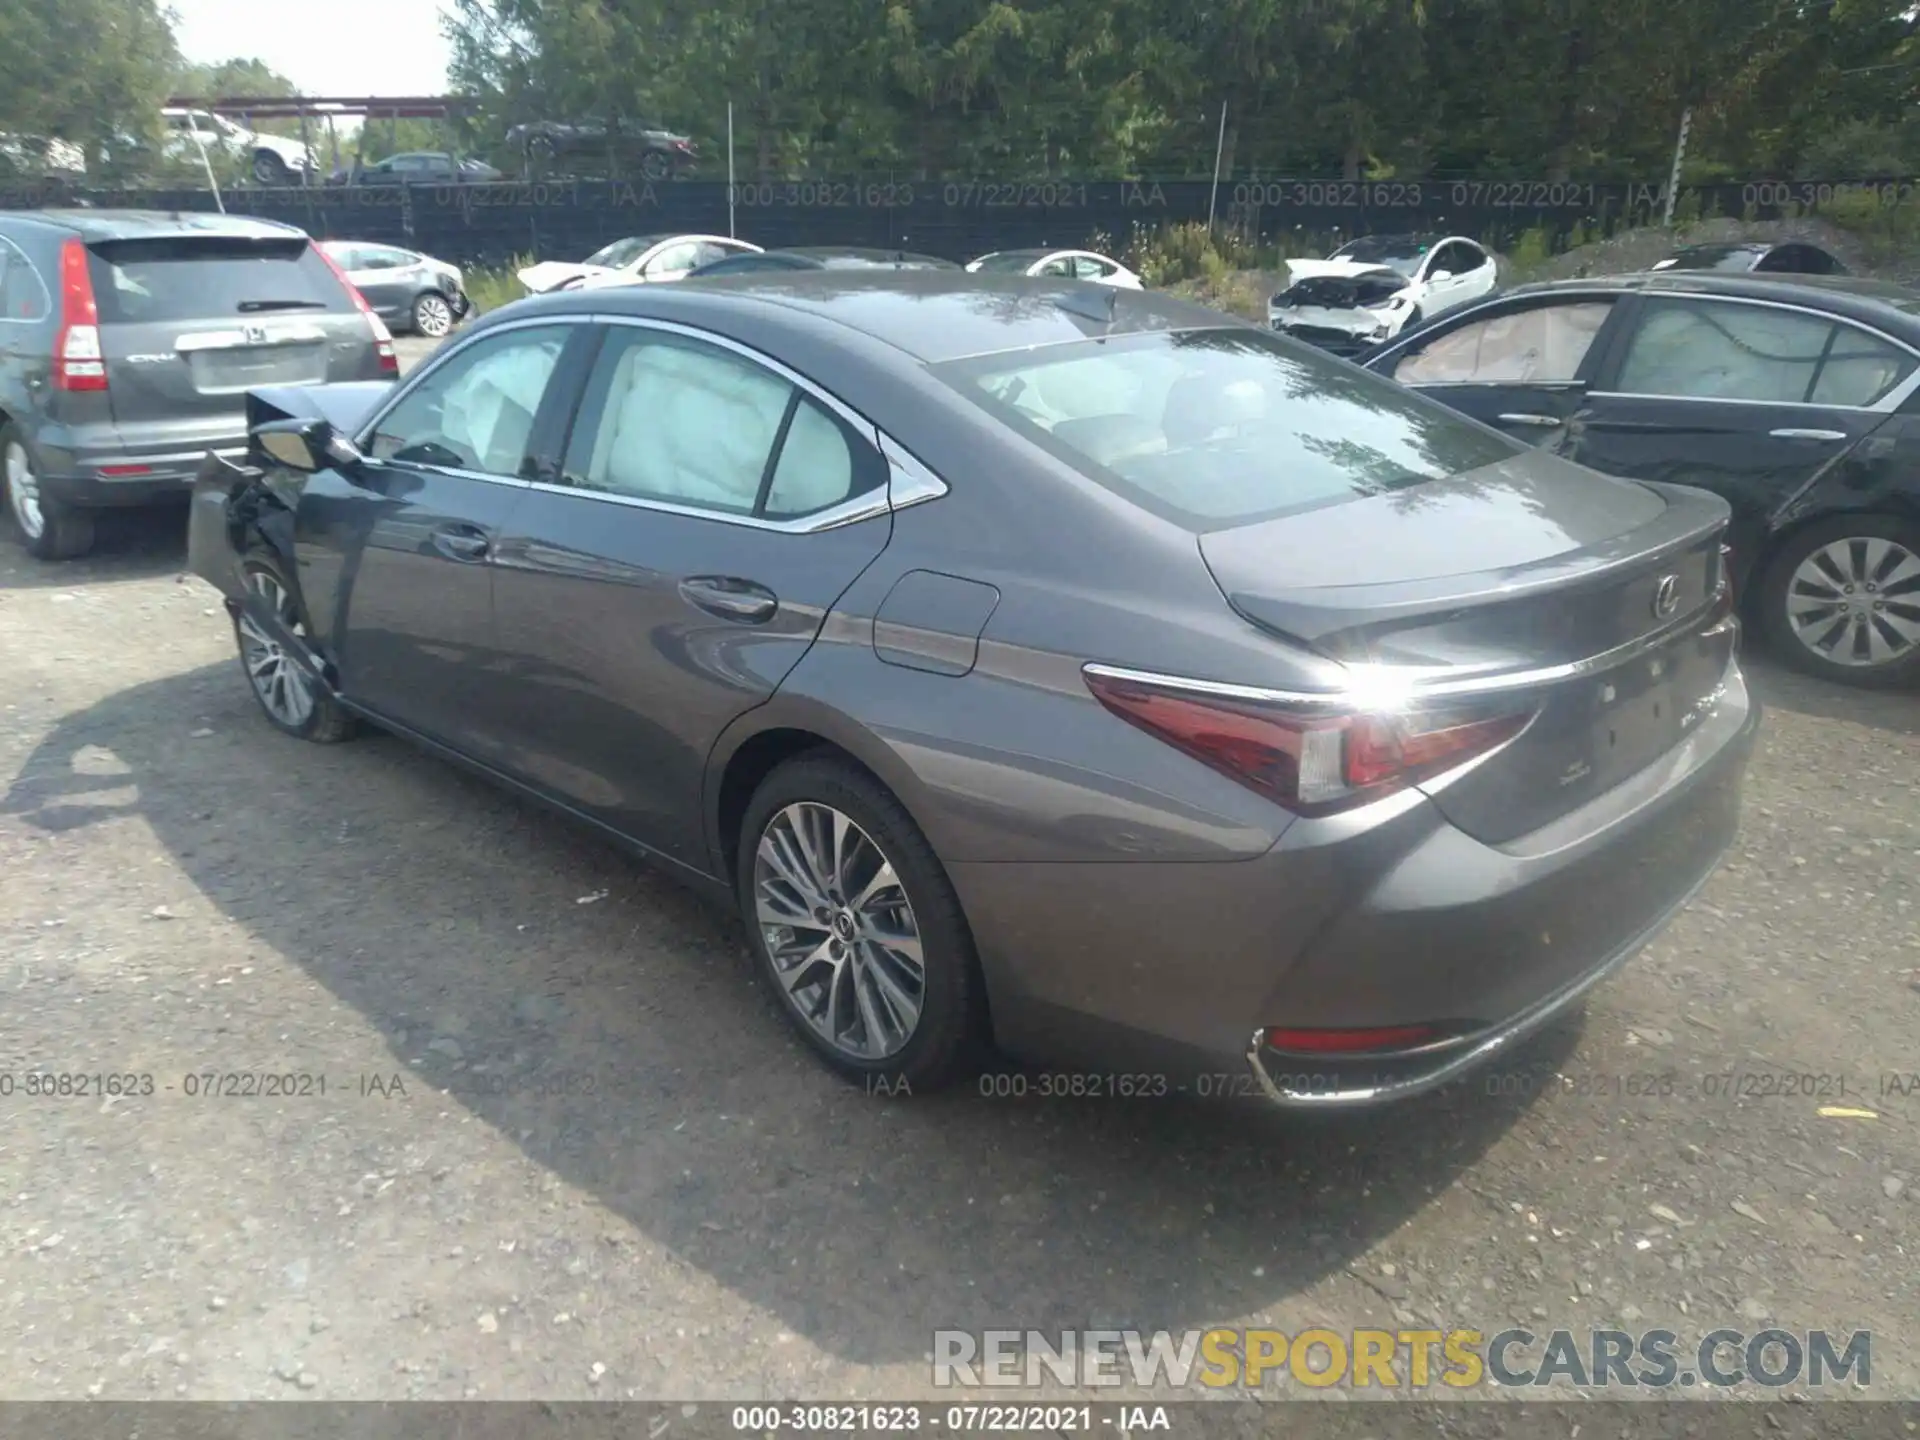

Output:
xmin=55 ymin=237 xmax=107 ymax=392
xmin=1083 ymin=669 xmax=1532 ymax=817
xmin=313 ymin=241 xmax=399 ymax=374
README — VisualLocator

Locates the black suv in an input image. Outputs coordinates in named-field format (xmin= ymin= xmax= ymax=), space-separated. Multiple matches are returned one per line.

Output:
xmin=0 ymin=209 xmax=397 ymax=559
xmin=505 ymin=119 xmax=697 ymax=180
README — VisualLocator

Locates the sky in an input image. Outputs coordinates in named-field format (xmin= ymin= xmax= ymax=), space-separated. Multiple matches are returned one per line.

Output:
xmin=170 ymin=0 xmax=457 ymax=97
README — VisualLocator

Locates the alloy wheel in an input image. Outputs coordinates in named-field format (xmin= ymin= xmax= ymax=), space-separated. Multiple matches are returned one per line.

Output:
xmin=752 ymin=801 xmax=926 ymax=1061
xmin=237 ymin=570 xmax=317 ymax=729
xmin=4 ymin=441 xmax=43 ymax=540
xmin=1785 ymin=536 xmax=1920 ymax=669
xmin=415 ymin=294 xmax=454 ymax=338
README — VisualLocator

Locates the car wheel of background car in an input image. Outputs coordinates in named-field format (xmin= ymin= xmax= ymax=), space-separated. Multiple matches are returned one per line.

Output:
xmin=640 ymin=151 xmax=671 ymax=181
xmin=233 ymin=558 xmax=357 ymax=742
xmin=412 ymin=292 xmax=455 ymax=339
xmin=1757 ymin=514 xmax=1920 ymax=689
xmin=3 ymin=428 xmax=94 ymax=560
xmin=251 ymin=149 xmax=292 ymax=185
xmin=737 ymin=754 xmax=985 ymax=1090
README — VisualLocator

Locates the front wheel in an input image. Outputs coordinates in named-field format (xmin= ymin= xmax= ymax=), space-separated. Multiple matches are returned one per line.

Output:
xmin=737 ymin=756 xmax=984 ymax=1090
xmin=251 ymin=149 xmax=293 ymax=185
xmin=1758 ymin=515 xmax=1920 ymax=688
xmin=233 ymin=559 xmax=357 ymax=741
xmin=639 ymin=151 xmax=672 ymax=181
xmin=412 ymin=291 xmax=455 ymax=338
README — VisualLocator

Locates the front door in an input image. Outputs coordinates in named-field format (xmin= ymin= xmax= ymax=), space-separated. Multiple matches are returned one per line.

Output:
xmin=1371 ymin=293 xmax=1624 ymax=447
xmin=487 ymin=319 xmax=894 ymax=869
xmin=298 ymin=321 xmax=579 ymax=751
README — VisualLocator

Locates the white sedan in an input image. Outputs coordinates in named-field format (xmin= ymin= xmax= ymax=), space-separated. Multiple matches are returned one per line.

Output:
xmin=1268 ymin=234 xmax=1498 ymax=354
xmin=966 ymin=249 xmax=1143 ymax=289
xmin=518 ymin=234 xmax=762 ymax=295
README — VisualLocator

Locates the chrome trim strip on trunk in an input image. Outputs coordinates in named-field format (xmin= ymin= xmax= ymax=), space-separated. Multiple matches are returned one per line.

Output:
xmin=1084 ymin=588 xmax=1732 ymax=713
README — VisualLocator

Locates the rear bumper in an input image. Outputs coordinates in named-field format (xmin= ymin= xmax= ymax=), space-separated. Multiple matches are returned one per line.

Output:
xmin=37 ymin=430 xmax=247 ymax=508
xmin=950 ymin=663 xmax=1758 ymax=1105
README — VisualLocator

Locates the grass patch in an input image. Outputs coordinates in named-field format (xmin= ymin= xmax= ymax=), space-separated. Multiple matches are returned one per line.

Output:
xmin=463 ymin=256 xmax=533 ymax=316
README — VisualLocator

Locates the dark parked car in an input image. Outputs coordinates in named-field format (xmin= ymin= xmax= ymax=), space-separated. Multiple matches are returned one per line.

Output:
xmin=1652 ymin=241 xmax=1846 ymax=276
xmin=0 ymin=209 xmax=397 ymax=560
xmin=1361 ymin=271 xmax=1920 ymax=688
xmin=318 ymin=240 xmax=470 ymax=338
xmin=506 ymin=119 xmax=696 ymax=180
xmin=687 ymin=247 xmax=959 ymax=277
xmin=327 ymin=152 xmax=503 ymax=187
xmin=186 ymin=274 xmax=1754 ymax=1104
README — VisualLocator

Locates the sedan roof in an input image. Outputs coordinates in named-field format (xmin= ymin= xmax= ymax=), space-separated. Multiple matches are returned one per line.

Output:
xmin=499 ymin=270 xmax=1237 ymax=364
xmin=1499 ymin=270 xmax=1920 ymax=344
xmin=1 ymin=208 xmax=308 ymax=242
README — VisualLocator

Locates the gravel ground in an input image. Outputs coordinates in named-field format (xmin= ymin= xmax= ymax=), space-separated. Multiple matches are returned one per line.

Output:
xmin=0 ymin=333 xmax=1914 ymax=1407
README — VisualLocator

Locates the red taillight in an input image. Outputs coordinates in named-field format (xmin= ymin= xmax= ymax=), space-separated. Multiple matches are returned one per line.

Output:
xmin=98 ymin=464 xmax=152 ymax=477
xmin=1265 ymin=1025 xmax=1440 ymax=1054
xmin=55 ymin=237 xmax=107 ymax=392
xmin=1083 ymin=669 xmax=1531 ymax=816
xmin=314 ymin=241 xmax=398 ymax=374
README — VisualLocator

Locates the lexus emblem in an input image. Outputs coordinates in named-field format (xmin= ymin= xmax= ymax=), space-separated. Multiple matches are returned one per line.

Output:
xmin=1652 ymin=574 xmax=1680 ymax=618
xmin=243 ymin=324 xmax=268 ymax=345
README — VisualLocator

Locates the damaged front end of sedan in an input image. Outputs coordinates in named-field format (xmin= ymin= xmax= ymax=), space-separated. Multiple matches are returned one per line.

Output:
xmin=186 ymin=381 xmax=393 ymax=695
xmin=1267 ymin=266 xmax=1415 ymax=356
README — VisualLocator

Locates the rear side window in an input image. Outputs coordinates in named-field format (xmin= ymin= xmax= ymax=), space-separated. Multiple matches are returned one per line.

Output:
xmin=0 ymin=237 xmax=50 ymax=322
xmin=1616 ymin=298 xmax=1915 ymax=406
xmin=86 ymin=237 xmax=355 ymax=324
xmin=936 ymin=328 xmax=1519 ymax=529
xmin=560 ymin=327 xmax=881 ymax=520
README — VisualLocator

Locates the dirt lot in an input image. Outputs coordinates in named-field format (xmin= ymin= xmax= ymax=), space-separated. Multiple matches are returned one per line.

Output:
xmin=0 ymin=334 xmax=1916 ymax=1406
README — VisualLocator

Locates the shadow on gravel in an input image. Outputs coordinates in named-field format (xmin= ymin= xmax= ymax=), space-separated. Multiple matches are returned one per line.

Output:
xmin=1744 ymin=654 xmax=1920 ymax=738
xmin=0 ymin=507 xmax=191 ymax=591
xmin=3 ymin=664 xmax=1580 ymax=1365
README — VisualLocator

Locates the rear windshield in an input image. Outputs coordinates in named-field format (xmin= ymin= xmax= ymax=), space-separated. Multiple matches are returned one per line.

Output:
xmin=935 ymin=328 xmax=1519 ymax=530
xmin=87 ymin=238 xmax=352 ymax=323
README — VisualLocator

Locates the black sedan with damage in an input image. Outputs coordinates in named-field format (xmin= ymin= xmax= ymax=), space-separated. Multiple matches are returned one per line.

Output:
xmin=1362 ymin=270 xmax=1920 ymax=688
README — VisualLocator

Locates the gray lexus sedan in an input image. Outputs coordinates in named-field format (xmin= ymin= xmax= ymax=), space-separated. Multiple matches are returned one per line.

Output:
xmin=186 ymin=274 xmax=1758 ymax=1107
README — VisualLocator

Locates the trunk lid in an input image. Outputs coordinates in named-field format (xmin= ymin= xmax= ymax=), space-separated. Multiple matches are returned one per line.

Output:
xmin=87 ymin=236 xmax=375 ymax=438
xmin=1197 ymin=452 xmax=1735 ymax=842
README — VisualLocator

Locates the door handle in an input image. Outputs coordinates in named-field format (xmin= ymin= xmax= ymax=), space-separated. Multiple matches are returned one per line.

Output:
xmin=431 ymin=525 xmax=491 ymax=562
xmin=1768 ymin=428 xmax=1848 ymax=442
xmin=680 ymin=576 xmax=779 ymax=624
xmin=1497 ymin=412 xmax=1564 ymax=428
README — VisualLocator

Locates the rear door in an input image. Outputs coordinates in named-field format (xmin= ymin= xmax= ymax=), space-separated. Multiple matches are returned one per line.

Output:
xmin=1570 ymin=293 xmax=1914 ymax=571
xmin=343 ymin=245 xmax=421 ymax=320
xmin=486 ymin=319 xmax=894 ymax=867
xmin=86 ymin=234 xmax=383 ymax=449
xmin=1367 ymin=292 xmax=1625 ymax=446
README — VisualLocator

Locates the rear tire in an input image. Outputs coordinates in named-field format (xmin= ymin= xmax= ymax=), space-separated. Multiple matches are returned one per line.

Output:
xmin=1758 ymin=514 xmax=1920 ymax=689
xmin=233 ymin=556 xmax=357 ymax=742
xmin=640 ymin=150 xmax=672 ymax=181
xmin=3 ymin=428 xmax=94 ymax=560
xmin=737 ymin=755 xmax=984 ymax=1090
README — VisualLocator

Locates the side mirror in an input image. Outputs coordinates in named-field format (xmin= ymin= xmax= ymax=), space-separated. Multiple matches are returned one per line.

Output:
xmin=253 ymin=417 xmax=362 ymax=473
xmin=1429 ymin=268 xmax=1453 ymax=282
